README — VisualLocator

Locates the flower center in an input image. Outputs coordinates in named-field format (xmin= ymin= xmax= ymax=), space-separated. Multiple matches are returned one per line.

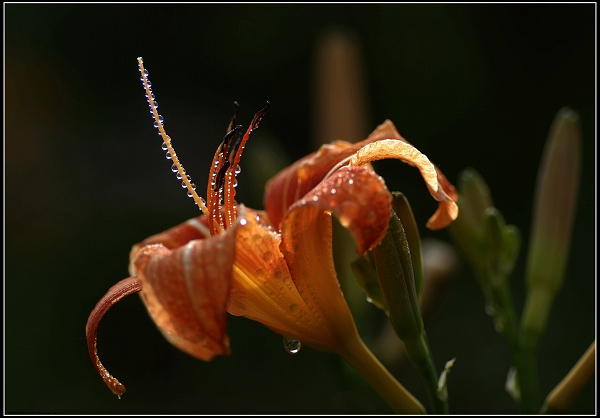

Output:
xmin=137 ymin=57 xmax=269 ymax=235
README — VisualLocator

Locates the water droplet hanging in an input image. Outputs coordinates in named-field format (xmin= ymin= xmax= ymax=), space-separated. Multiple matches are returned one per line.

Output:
xmin=283 ymin=337 xmax=301 ymax=354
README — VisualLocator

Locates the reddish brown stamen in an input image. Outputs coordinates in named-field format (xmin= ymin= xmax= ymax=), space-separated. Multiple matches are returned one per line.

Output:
xmin=222 ymin=102 xmax=271 ymax=226
xmin=207 ymin=103 xmax=270 ymax=231
xmin=86 ymin=277 xmax=142 ymax=397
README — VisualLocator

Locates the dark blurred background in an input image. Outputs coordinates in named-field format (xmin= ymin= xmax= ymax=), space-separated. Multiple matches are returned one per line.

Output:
xmin=5 ymin=4 xmax=595 ymax=414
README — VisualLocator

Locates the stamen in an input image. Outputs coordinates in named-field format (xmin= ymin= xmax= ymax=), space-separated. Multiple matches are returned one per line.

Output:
xmin=213 ymin=128 xmax=242 ymax=191
xmin=86 ymin=277 xmax=142 ymax=398
xmin=221 ymin=127 xmax=244 ymax=228
xmin=227 ymin=101 xmax=240 ymax=133
xmin=207 ymin=127 xmax=241 ymax=234
xmin=137 ymin=57 xmax=210 ymax=218
xmin=222 ymin=102 xmax=271 ymax=226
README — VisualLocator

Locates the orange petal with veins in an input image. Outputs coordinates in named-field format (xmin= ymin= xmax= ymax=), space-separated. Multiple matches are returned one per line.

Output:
xmin=264 ymin=140 xmax=356 ymax=230
xmin=129 ymin=216 xmax=210 ymax=275
xmin=132 ymin=221 xmax=235 ymax=361
xmin=263 ymin=120 xmax=404 ymax=230
xmin=264 ymin=119 xmax=457 ymax=232
xmin=226 ymin=207 xmax=338 ymax=351
xmin=278 ymin=165 xmax=392 ymax=349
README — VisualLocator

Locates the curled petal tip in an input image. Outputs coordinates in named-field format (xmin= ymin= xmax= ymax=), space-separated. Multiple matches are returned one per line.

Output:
xmin=86 ymin=277 xmax=142 ymax=397
xmin=426 ymin=200 xmax=459 ymax=230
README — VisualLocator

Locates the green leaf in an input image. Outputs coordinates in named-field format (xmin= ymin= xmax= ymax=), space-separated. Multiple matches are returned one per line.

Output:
xmin=391 ymin=192 xmax=424 ymax=300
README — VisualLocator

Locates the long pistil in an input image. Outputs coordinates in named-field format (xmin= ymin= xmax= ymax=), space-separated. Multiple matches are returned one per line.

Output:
xmin=137 ymin=57 xmax=211 ymax=220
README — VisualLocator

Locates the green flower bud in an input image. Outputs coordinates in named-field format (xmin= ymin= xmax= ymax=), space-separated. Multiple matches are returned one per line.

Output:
xmin=521 ymin=108 xmax=582 ymax=344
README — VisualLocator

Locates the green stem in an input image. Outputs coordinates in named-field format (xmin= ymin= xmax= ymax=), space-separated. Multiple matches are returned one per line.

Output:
xmin=485 ymin=271 xmax=540 ymax=414
xmin=404 ymin=334 xmax=449 ymax=414
xmin=339 ymin=333 xmax=426 ymax=414
xmin=516 ymin=333 xmax=541 ymax=414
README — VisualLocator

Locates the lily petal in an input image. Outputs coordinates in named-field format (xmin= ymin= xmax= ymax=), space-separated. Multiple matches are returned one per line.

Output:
xmin=264 ymin=140 xmax=357 ymax=230
xmin=86 ymin=277 xmax=142 ymax=397
xmin=264 ymin=119 xmax=457 ymax=231
xmin=279 ymin=165 xmax=392 ymax=349
xmin=350 ymin=138 xmax=458 ymax=230
xmin=263 ymin=120 xmax=404 ymax=229
xmin=227 ymin=207 xmax=338 ymax=351
xmin=131 ymin=220 xmax=236 ymax=361
xmin=129 ymin=216 xmax=211 ymax=276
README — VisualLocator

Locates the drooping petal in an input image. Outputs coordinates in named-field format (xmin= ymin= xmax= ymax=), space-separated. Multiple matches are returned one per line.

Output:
xmin=131 ymin=219 xmax=236 ymax=361
xmin=86 ymin=277 xmax=142 ymax=397
xmin=279 ymin=165 xmax=392 ymax=350
xmin=264 ymin=119 xmax=455 ymax=231
xmin=227 ymin=207 xmax=337 ymax=351
xmin=350 ymin=138 xmax=458 ymax=230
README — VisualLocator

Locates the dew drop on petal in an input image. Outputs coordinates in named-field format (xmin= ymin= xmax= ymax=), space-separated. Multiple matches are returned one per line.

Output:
xmin=262 ymin=251 xmax=273 ymax=263
xmin=283 ymin=337 xmax=301 ymax=354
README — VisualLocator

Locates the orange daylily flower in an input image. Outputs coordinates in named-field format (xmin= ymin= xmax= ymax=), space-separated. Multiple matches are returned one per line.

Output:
xmin=85 ymin=58 xmax=457 ymax=413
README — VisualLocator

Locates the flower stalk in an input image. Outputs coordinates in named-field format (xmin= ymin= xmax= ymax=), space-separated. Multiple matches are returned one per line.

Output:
xmin=448 ymin=169 xmax=541 ymax=413
xmin=338 ymin=331 xmax=426 ymax=414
